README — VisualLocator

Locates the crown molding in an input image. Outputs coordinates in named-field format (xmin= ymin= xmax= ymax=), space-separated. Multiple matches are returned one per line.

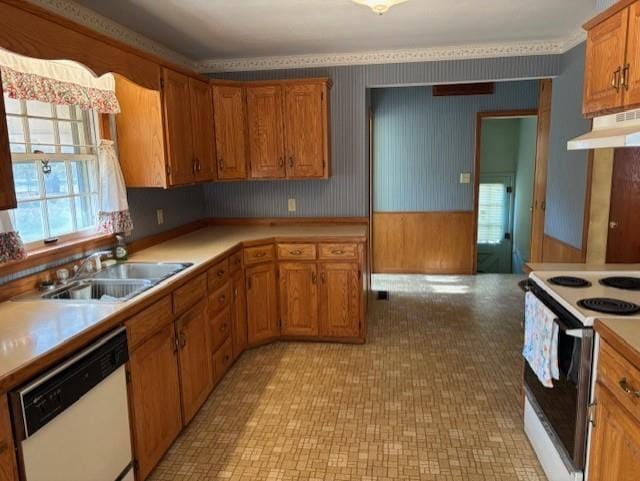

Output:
xmin=26 ymin=0 xmax=197 ymax=71
xmin=196 ymin=31 xmax=587 ymax=73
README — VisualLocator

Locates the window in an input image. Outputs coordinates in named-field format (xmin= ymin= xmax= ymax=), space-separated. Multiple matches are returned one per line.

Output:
xmin=4 ymin=93 xmax=99 ymax=243
xmin=477 ymin=183 xmax=507 ymax=244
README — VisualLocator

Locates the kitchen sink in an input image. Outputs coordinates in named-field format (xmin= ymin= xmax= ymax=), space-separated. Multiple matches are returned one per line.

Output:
xmin=42 ymin=279 xmax=153 ymax=302
xmin=91 ymin=262 xmax=192 ymax=281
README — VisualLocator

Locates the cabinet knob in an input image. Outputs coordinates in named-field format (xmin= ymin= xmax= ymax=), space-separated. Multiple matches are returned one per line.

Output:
xmin=290 ymin=250 xmax=302 ymax=255
xmin=331 ymin=249 xmax=345 ymax=255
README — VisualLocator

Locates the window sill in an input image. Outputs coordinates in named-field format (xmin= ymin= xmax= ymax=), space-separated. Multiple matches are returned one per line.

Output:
xmin=0 ymin=232 xmax=115 ymax=278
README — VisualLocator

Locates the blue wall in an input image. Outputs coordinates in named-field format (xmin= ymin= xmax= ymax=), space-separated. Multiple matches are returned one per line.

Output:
xmin=204 ymin=55 xmax=561 ymax=217
xmin=544 ymin=43 xmax=591 ymax=249
xmin=372 ymin=82 xmax=538 ymax=212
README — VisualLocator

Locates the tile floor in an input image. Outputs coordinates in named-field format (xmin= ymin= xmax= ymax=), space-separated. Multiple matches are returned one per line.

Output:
xmin=150 ymin=274 xmax=547 ymax=481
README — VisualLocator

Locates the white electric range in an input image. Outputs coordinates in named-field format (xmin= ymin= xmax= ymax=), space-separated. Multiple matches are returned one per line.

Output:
xmin=523 ymin=270 xmax=640 ymax=481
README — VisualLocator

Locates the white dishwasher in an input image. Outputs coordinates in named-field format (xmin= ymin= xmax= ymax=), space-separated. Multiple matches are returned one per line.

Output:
xmin=10 ymin=327 xmax=134 ymax=481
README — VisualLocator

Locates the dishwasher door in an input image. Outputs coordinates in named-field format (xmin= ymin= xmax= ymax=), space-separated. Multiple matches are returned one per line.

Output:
xmin=21 ymin=365 xmax=133 ymax=481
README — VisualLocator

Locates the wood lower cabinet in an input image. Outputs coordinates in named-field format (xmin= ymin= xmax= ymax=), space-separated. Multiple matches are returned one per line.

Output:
xmin=279 ymin=262 xmax=318 ymax=336
xmin=319 ymin=262 xmax=361 ymax=338
xmin=231 ymin=270 xmax=248 ymax=359
xmin=176 ymin=299 xmax=213 ymax=424
xmin=128 ymin=323 xmax=182 ymax=481
xmin=246 ymin=262 xmax=280 ymax=345
xmin=213 ymin=84 xmax=248 ymax=180
xmin=0 ymin=395 xmax=18 ymax=481
xmin=246 ymin=85 xmax=286 ymax=179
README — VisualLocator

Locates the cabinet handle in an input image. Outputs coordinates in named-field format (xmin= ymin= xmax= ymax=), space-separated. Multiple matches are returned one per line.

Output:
xmin=289 ymin=249 xmax=302 ymax=255
xmin=221 ymin=323 xmax=227 ymax=332
xmin=218 ymin=157 xmax=224 ymax=170
xmin=180 ymin=331 xmax=187 ymax=348
xmin=247 ymin=277 xmax=252 ymax=289
xmin=217 ymin=269 xmax=226 ymax=277
xmin=331 ymin=249 xmax=345 ymax=255
xmin=288 ymin=155 xmax=294 ymax=168
xmin=192 ymin=158 xmax=197 ymax=174
xmin=311 ymin=271 xmax=317 ymax=284
xmin=279 ymin=157 xmax=284 ymax=167
xmin=254 ymin=252 xmax=266 ymax=258
xmin=234 ymin=287 xmax=238 ymax=300
xmin=172 ymin=335 xmax=179 ymax=354
xmin=622 ymin=64 xmax=631 ymax=91
xmin=619 ymin=378 xmax=640 ymax=398
xmin=219 ymin=294 xmax=226 ymax=303
xmin=321 ymin=272 xmax=326 ymax=283
xmin=612 ymin=67 xmax=622 ymax=92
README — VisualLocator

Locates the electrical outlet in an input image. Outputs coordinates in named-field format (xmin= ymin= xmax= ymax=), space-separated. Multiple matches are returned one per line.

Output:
xmin=156 ymin=208 xmax=165 ymax=225
xmin=459 ymin=173 xmax=472 ymax=184
xmin=288 ymin=198 xmax=297 ymax=212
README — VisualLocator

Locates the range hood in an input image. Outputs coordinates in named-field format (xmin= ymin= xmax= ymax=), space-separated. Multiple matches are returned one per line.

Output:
xmin=568 ymin=109 xmax=640 ymax=150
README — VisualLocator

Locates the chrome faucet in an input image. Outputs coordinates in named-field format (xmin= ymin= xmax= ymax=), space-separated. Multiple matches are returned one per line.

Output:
xmin=71 ymin=250 xmax=113 ymax=282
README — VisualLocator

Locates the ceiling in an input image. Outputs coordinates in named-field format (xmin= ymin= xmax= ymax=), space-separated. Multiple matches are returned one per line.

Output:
xmin=73 ymin=0 xmax=597 ymax=62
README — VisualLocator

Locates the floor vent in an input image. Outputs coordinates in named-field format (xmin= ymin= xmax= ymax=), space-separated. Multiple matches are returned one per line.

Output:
xmin=376 ymin=291 xmax=389 ymax=300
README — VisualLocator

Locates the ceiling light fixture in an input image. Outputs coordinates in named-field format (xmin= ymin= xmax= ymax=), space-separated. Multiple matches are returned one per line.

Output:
xmin=352 ymin=0 xmax=409 ymax=15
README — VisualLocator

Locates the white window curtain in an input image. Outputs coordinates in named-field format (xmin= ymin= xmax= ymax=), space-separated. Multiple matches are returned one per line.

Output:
xmin=0 ymin=211 xmax=26 ymax=263
xmin=97 ymin=140 xmax=133 ymax=235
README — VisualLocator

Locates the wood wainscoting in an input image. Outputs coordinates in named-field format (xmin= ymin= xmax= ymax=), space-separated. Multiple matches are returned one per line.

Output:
xmin=541 ymin=235 xmax=586 ymax=263
xmin=372 ymin=212 xmax=474 ymax=274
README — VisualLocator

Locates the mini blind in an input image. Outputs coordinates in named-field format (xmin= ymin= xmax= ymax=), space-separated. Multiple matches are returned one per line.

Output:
xmin=477 ymin=183 xmax=506 ymax=244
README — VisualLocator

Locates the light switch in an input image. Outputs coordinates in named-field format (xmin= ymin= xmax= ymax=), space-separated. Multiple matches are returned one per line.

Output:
xmin=156 ymin=208 xmax=164 ymax=225
xmin=459 ymin=173 xmax=472 ymax=184
xmin=288 ymin=198 xmax=297 ymax=212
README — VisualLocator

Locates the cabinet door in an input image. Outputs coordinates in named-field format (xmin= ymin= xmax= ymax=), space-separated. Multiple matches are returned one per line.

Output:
xmin=624 ymin=2 xmax=640 ymax=108
xmin=319 ymin=263 xmax=361 ymax=338
xmin=583 ymin=8 xmax=629 ymax=115
xmin=189 ymin=78 xmax=216 ymax=182
xmin=246 ymin=85 xmax=286 ymax=178
xmin=212 ymin=85 xmax=248 ymax=179
xmin=284 ymin=83 xmax=327 ymax=178
xmin=0 ymin=78 xmax=17 ymax=210
xmin=128 ymin=323 xmax=182 ymax=481
xmin=0 ymin=395 xmax=18 ymax=481
xmin=176 ymin=299 xmax=213 ymax=424
xmin=231 ymin=270 xmax=248 ymax=359
xmin=279 ymin=262 xmax=318 ymax=336
xmin=163 ymin=69 xmax=195 ymax=185
xmin=588 ymin=382 xmax=640 ymax=481
xmin=246 ymin=263 xmax=279 ymax=345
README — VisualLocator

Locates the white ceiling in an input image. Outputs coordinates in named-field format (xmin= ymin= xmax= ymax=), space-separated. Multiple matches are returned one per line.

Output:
xmin=73 ymin=0 xmax=597 ymax=62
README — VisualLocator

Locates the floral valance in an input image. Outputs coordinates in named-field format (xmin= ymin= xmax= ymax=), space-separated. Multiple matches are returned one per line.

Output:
xmin=0 ymin=49 xmax=120 ymax=114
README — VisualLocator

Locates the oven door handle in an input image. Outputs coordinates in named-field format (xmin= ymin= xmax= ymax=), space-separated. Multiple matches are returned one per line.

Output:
xmin=553 ymin=317 xmax=589 ymax=338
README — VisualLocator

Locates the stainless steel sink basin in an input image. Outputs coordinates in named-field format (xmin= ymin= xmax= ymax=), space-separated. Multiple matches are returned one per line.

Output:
xmin=91 ymin=262 xmax=192 ymax=281
xmin=42 ymin=279 xmax=153 ymax=302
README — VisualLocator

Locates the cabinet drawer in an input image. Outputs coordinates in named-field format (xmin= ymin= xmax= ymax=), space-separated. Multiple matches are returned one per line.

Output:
xmin=277 ymin=243 xmax=317 ymax=260
xmin=173 ymin=274 xmax=207 ymax=315
xmin=213 ymin=337 xmax=233 ymax=385
xmin=208 ymin=280 xmax=232 ymax=317
xmin=318 ymin=243 xmax=358 ymax=260
xmin=209 ymin=305 xmax=231 ymax=353
xmin=207 ymin=258 xmax=229 ymax=291
xmin=126 ymin=296 xmax=174 ymax=351
xmin=598 ymin=340 xmax=640 ymax=421
xmin=229 ymin=250 xmax=243 ymax=273
xmin=244 ymin=244 xmax=275 ymax=265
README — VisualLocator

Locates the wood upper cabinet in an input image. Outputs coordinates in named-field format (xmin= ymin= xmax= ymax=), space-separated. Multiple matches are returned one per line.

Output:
xmin=588 ymin=382 xmax=640 ymax=480
xmin=279 ymin=262 xmax=318 ymax=336
xmin=128 ymin=323 xmax=182 ymax=481
xmin=162 ymin=68 xmax=195 ymax=186
xmin=284 ymin=82 xmax=329 ymax=178
xmin=231 ymin=270 xmax=248 ymax=359
xmin=246 ymin=85 xmax=286 ymax=178
xmin=583 ymin=1 xmax=640 ymax=115
xmin=246 ymin=262 xmax=280 ymax=345
xmin=176 ymin=299 xmax=213 ymax=424
xmin=212 ymin=84 xmax=248 ymax=180
xmin=319 ymin=262 xmax=361 ymax=338
xmin=0 ymin=76 xmax=16 ymax=211
xmin=189 ymin=78 xmax=216 ymax=182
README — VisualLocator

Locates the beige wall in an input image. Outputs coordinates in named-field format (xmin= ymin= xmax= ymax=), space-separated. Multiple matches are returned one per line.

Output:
xmin=586 ymin=149 xmax=614 ymax=263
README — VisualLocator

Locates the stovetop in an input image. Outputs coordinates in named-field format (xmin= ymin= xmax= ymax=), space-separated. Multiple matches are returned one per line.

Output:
xmin=529 ymin=271 xmax=640 ymax=326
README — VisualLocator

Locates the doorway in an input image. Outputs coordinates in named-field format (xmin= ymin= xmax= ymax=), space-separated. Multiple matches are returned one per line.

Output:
xmin=474 ymin=112 xmax=538 ymax=273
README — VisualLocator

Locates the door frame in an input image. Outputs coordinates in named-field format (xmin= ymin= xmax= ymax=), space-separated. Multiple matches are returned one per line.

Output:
xmin=472 ymin=109 xmax=539 ymax=273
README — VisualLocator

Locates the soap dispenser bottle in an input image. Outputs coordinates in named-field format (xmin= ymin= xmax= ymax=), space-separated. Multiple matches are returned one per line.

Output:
xmin=114 ymin=234 xmax=128 ymax=261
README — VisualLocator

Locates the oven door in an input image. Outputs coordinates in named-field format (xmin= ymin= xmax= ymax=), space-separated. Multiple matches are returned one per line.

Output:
xmin=523 ymin=283 xmax=594 ymax=470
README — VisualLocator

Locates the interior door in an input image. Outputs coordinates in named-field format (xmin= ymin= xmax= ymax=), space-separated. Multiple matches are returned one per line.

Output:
xmin=476 ymin=174 xmax=514 ymax=273
xmin=606 ymin=148 xmax=640 ymax=263
xmin=212 ymin=84 xmax=248 ymax=179
xmin=162 ymin=69 xmax=195 ymax=186
xmin=279 ymin=262 xmax=318 ymax=336
xmin=284 ymin=83 xmax=325 ymax=178
xmin=624 ymin=2 xmax=640 ymax=108
xmin=246 ymin=85 xmax=286 ymax=178
xmin=246 ymin=263 xmax=279 ymax=345
xmin=583 ymin=8 xmax=628 ymax=115
xmin=189 ymin=78 xmax=216 ymax=182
